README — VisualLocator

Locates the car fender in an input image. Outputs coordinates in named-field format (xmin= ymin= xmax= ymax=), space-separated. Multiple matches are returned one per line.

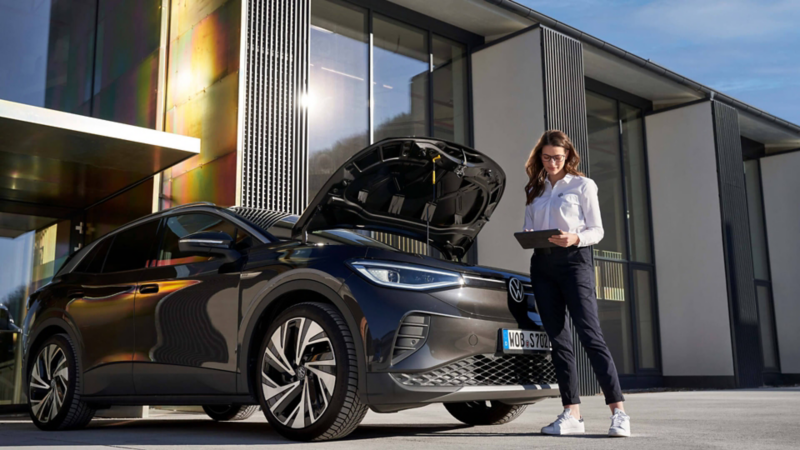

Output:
xmin=237 ymin=274 xmax=368 ymax=399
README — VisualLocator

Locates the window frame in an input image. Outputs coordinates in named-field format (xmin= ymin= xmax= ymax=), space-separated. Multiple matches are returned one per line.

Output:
xmin=313 ymin=0 xmax=483 ymax=148
xmin=586 ymin=78 xmax=662 ymax=376
xmin=743 ymin=158 xmax=781 ymax=373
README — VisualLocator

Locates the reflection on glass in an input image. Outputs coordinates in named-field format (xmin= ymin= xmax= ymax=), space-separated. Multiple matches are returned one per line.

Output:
xmin=308 ymin=0 xmax=369 ymax=202
xmin=633 ymin=269 xmax=658 ymax=369
xmin=594 ymin=259 xmax=633 ymax=374
xmin=756 ymin=285 xmax=780 ymax=370
xmin=432 ymin=35 xmax=468 ymax=144
xmin=373 ymin=15 xmax=428 ymax=142
xmin=587 ymin=91 xmax=625 ymax=259
xmin=0 ymin=232 xmax=34 ymax=405
xmin=744 ymin=160 xmax=770 ymax=281
xmin=85 ymin=180 xmax=154 ymax=245
xmin=621 ymin=103 xmax=652 ymax=263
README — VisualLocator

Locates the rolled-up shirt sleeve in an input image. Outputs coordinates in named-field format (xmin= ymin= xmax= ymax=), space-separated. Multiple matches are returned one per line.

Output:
xmin=523 ymin=201 xmax=535 ymax=231
xmin=577 ymin=179 xmax=604 ymax=247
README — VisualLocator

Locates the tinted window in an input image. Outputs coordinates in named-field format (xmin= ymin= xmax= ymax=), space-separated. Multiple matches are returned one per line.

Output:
xmin=74 ymin=238 xmax=113 ymax=273
xmin=102 ymin=220 xmax=161 ymax=273
xmin=156 ymin=214 xmax=250 ymax=267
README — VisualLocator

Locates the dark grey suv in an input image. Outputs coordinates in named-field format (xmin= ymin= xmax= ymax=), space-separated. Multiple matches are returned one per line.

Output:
xmin=22 ymin=138 xmax=558 ymax=441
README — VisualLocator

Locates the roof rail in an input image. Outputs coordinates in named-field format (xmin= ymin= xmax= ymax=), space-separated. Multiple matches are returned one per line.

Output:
xmin=165 ymin=201 xmax=217 ymax=212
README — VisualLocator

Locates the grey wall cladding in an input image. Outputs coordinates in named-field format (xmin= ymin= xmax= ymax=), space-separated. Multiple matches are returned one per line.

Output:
xmin=712 ymin=100 xmax=763 ymax=388
xmin=541 ymin=27 xmax=590 ymax=174
xmin=240 ymin=0 xmax=309 ymax=214
xmin=540 ymin=26 xmax=599 ymax=396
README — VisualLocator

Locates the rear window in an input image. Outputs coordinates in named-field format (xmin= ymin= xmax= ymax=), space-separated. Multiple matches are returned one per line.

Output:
xmin=102 ymin=219 xmax=161 ymax=273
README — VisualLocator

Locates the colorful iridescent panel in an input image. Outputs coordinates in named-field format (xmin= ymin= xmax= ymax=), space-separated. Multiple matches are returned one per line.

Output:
xmin=161 ymin=0 xmax=241 ymax=207
xmin=162 ymin=151 xmax=237 ymax=209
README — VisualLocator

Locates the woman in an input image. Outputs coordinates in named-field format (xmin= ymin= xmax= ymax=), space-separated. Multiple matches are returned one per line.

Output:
xmin=523 ymin=130 xmax=630 ymax=437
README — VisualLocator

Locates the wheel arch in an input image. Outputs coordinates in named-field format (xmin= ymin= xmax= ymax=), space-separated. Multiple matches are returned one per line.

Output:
xmin=239 ymin=279 xmax=368 ymax=401
xmin=24 ymin=317 xmax=85 ymax=395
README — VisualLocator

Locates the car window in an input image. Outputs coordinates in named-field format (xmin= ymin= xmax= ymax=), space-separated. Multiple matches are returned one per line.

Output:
xmin=102 ymin=219 xmax=161 ymax=273
xmin=156 ymin=213 xmax=251 ymax=267
xmin=74 ymin=238 xmax=113 ymax=273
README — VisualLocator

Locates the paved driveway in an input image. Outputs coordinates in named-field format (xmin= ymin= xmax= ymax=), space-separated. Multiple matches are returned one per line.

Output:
xmin=1 ymin=388 xmax=798 ymax=449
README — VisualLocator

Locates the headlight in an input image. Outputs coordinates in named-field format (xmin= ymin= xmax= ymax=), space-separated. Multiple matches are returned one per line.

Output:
xmin=349 ymin=260 xmax=464 ymax=290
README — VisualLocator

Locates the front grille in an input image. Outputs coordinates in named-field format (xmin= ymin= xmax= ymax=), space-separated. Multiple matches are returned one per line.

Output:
xmin=392 ymin=353 xmax=558 ymax=387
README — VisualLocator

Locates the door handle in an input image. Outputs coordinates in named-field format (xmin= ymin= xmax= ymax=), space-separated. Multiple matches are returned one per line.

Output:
xmin=138 ymin=284 xmax=159 ymax=294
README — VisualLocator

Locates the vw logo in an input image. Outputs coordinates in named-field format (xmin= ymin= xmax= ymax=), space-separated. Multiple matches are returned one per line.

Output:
xmin=508 ymin=277 xmax=524 ymax=303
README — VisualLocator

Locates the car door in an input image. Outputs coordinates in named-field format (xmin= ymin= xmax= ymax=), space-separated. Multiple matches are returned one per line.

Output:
xmin=132 ymin=212 xmax=250 ymax=395
xmin=65 ymin=219 xmax=161 ymax=396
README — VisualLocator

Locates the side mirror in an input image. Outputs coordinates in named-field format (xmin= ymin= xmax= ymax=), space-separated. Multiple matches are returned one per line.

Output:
xmin=178 ymin=231 xmax=241 ymax=262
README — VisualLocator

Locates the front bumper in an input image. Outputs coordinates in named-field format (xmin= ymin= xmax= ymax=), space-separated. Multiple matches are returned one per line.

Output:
xmin=365 ymin=312 xmax=560 ymax=412
xmin=367 ymin=370 xmax=559 ymax=413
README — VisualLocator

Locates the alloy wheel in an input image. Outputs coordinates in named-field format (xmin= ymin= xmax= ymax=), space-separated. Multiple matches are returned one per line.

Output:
xmin=29 ymin=344 xmax=69 ymax=423
xmin=261 ymin=317 xmax=337 ymax=429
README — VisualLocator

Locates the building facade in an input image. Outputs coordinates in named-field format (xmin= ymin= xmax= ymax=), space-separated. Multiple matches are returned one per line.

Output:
xmin=1 ymin=0 xmax=798 ymax=408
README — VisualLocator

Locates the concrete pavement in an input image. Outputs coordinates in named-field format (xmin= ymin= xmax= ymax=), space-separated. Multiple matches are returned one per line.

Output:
xmin=1 ymin=387 xmax=798 ymax=449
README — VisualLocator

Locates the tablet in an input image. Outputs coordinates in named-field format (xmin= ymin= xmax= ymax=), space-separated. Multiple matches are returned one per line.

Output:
xmin=514 ymin=229 xmax=561 ymax=249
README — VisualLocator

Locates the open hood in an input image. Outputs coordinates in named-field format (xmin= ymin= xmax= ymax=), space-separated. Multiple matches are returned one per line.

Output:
xmin=292 ymin=138 xmax=506 ymax=260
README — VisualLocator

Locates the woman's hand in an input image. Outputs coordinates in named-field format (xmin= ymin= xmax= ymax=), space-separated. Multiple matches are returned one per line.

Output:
xmin=548 ymin=230 xmax=580 ymax=247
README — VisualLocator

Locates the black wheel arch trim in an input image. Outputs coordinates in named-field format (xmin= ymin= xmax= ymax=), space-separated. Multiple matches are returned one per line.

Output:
xmin=23 ymin=313 xmax=85 ymax=396
xmin=237 ymin=277 xmax=368 ymax=401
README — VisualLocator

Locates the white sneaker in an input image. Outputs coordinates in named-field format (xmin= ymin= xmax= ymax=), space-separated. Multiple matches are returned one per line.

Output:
xmin=608 ymin=408 xmax=631 ymax=437
xmin=541 ymin=408 xmax=585 ymax=435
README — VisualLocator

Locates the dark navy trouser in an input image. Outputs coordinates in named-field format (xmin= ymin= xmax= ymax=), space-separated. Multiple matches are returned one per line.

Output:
xmin=530 ymin=246 xmax=625 ymax=406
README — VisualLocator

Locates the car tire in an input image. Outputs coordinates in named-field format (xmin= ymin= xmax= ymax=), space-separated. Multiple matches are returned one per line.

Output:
xmin=28 ymin=334 xmax=95 ymax=430
xmin=202 ymin=404 xmax=259 ymax=421
xmin=444 ymin=401 xmax=528 ymax=426
xmin=256 ymin=302 xmax=368 ymax=441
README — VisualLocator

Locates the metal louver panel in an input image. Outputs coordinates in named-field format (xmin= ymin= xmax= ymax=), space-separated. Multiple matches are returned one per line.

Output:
xmin=541 ymin=27 xmax=590 ymax=174
xmin=540 ymin=26 xmax=599 ymax=396
xmin=712 ymin=100 xmax=763 ymax=388
xmin=238 ymin=0 xmax=309 ymax=214
xmin=228 ymin=206 xmax=291 ymax=231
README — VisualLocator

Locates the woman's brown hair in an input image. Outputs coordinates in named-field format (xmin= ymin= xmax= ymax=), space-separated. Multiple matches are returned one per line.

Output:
xmin=524 ymin=130 xmax=584 ymax=205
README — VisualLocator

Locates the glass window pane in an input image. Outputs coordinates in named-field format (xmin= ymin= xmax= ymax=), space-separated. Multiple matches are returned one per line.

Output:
xmin=587 ymin=91 xmax=626 ymax=259
xmin=103 ymin=219 xmax=161 ymax=273
xmin=633 ymin=269 xmax=658 ymax=370
xmin=308 ymin=0 xmax=369 ymax=202
xmin=594 ymin=259 xmax=634 ymax=374
xmin=432 ymin=35 xmax=468 ymax=144
xmin=621 ymin=103 xmax=652 ymax=263
xmin=744 ymin=160 xmax=770 ymax=281
xmin=373 ymin=15 xmax=429 ymax=142
xmin=756 ymin=284 xmax=780 ymax=370
xmin=75 ymin=238 xmax=112 ymax=274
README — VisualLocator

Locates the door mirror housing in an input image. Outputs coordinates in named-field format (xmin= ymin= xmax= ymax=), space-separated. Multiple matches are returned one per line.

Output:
xmin=178 ymin=231 xmax=241 ymax=262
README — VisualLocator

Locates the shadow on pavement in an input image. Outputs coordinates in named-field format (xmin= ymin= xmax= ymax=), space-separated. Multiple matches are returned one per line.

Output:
xmin=0 ymin=418 xmax=610 ymax=445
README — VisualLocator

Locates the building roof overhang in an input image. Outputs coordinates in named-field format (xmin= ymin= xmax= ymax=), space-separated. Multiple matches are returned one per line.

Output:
xmin=388 ymin=0 xmax=800 ymax=152
xmin=0 ymin=100 xmax=200 ymax=238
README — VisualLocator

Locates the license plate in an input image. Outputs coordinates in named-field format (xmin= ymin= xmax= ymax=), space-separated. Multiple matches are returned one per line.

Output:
xmin=501 ymin=329 xmax=551 ymax=352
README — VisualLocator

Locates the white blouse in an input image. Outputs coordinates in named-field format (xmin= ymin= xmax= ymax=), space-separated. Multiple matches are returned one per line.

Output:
xmin=522 ymin=174 xmax=604 ymax=247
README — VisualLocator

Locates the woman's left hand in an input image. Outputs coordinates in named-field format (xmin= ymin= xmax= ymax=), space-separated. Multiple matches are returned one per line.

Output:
xmin=548 ymin=231 xmax=580 ymax=247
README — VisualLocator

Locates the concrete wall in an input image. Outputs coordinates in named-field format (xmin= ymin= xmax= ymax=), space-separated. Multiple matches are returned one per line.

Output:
xmin=644 ymin=101 xmax=735 ymax=377
xmin=760 ymin=151 xmax=800 ymax=374
xmin=472 ymin=28 xmax=545 ymax=274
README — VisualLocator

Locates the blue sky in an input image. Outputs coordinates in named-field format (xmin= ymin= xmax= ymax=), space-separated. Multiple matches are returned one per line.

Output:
xmin=516 ymin=0 xmax=800 ymax=125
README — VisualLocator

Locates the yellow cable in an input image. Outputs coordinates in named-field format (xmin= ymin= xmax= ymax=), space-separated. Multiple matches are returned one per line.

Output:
xmin=432 ymin=155 xmax=441 ymax=184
